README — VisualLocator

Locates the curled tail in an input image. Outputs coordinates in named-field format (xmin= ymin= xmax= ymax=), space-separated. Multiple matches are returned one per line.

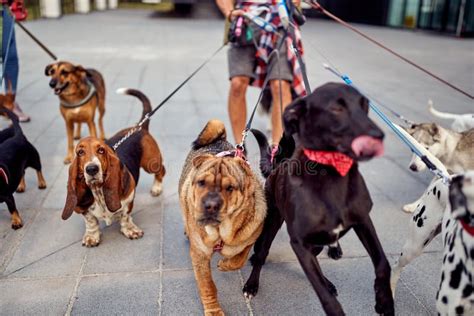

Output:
xmin=251 ymin=129 xmax=296 ymax=178
xmin=192 ymin=120 xmax=226 ymax=150
xmin=0 ymin=107 xmax=21 ymax=135
xmin=116 ymin=88 xmax=152 ymax=130
xmin=428 ymin=100 xmax=459 ymax=121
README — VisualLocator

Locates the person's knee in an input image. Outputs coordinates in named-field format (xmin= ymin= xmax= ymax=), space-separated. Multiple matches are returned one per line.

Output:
xmin=230 ymin=77 xmax=249 ymax=97
xmin=269 ymin=80 xmax=290 ymax=95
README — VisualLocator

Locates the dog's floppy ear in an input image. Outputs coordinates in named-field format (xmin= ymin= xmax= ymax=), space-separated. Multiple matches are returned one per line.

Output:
xmin=103 ymin=148 xmax=123 ymax=212
xmin=283 ymin=97 xmax=307 ymax=135
xmin=44 ymin=64 xmax=54 ymax=76
xmin=74 ymin=65 xmax=88 ymax=79
xmin=62 ymin=158 xmax=79 ymax=220
xmin=192 ymin=154 xmax=214 ymax=169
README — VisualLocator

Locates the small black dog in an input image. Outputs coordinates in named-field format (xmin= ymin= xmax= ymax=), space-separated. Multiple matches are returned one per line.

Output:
xmin=243 ymin=83 xmax=394 ymax=315
xmin=0 ymin=108 xmax=47 ymax=229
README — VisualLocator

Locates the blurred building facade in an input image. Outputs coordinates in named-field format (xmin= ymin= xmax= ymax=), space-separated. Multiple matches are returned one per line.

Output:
xmin=317 ymin=0 xmax=473 ymax=37
xmin=25 ymin=0 xmax=473 ymax=37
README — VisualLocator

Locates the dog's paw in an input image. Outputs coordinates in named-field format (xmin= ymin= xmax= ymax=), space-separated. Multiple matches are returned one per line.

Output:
xmin=38 ymin=182 xmax=47 ymax=190
xmin=402 ymin=203 xmax=417 ymax=213
xmin=16 ymin=186 xmax=25 ymax=193
xmin=11 ymin=219 xmax=23 ymax=230
xmin=150 ymin=182 xmax=163 ymax=197
xmin=217 ymin=259 xmax=240 ymax=272
xmin=204 ymin=308 xmax=224 ymax=316
xmin=82 ymin=235 xmax=100 ymax=247
xmin=243 ymin=280 xmax=259 ymax=300
xmin=325 ymin=277 xmax=338 ymax=296
xmin=63 ymin=156 xmax=73 ymax=164
xmin=121 ymin=226 xmax=144 ymax=240
xmin=327 ymin=244 xmax=343 ymax=260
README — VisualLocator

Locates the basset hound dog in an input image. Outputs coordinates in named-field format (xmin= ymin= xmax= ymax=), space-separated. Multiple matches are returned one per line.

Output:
xmin=45 ymin=61 xmax=106 ymax=164
xmin=61 ymin=89 xmax=165 ymax=247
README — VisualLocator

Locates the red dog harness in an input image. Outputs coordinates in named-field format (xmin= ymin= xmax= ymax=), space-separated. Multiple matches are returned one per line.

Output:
xmin=303 ymin=149 xmax=354 ymax=177
xmin=0 ymin=167 xmax=8 ymax=185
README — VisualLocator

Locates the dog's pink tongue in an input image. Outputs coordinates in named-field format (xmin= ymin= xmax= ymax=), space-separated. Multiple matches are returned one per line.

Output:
xmin=351 ymin=136 xmax=384 ymax=158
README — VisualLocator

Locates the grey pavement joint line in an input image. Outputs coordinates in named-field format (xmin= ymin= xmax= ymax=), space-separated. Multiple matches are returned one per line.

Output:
xmin=1 ymin=248 xmax=443 ymax=281
xmin=65 ymin=252 xmax=88 ymax=316
xmin=238 ymin=269 xmax=254 ymax=316
xmin=399 ymin=276 xmax=432 ymax=314
xmin=158 ymin=200 xmax=165 ymax=316
xmin=0 ymin=164 xmax=67 ymax=274
xmin=2 ymin=208 xmax=147 ymax=278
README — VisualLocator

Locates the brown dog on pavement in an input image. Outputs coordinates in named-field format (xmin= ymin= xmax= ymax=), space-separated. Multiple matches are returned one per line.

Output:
xmin=179 ymin=120 xmax=266 ymax=315
xmin=61 ymin=89 xmax=165 ymax=247
xmin=45 ymin=61 xmax=106 ymax=164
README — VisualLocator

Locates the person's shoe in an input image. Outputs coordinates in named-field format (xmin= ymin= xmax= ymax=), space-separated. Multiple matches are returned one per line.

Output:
xmin=13 ymin=103 xmax=31 ymax=123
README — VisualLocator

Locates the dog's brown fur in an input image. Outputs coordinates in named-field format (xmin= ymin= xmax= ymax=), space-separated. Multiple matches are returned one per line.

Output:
xmin=179 ymin=120 xmax=266 ymax=315
xmin=45 ymin=61 xmax=106 ymax=164
xmin=0 ymin=81 xmax=16 ymax=115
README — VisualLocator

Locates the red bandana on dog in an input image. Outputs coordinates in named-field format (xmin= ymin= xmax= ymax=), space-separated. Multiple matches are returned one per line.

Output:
xmin=0 ymin=168 xmax=8 ymax=185
xmin=460 ymin=220 xmax=474 ymax=237
xmin=303 ymin=149 xmax=354 ymax=177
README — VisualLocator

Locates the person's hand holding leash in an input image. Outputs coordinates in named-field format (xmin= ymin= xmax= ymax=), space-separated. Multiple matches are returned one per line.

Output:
xmin=227 ymin=9 xmax=245 ymax=21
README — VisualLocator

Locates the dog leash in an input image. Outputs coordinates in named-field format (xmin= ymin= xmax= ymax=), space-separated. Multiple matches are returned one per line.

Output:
xmin=325 ymin=65 xmax=451 ymax=184
xmin=14 ymin=19 xmax=58 ymax=60
xmin=304 ymin=0 xmax=474 ymax=101
xmin=112 ymin=44 xmax=226 ymax=151
xmin=235 ymin=15 xmax=290 ymax=154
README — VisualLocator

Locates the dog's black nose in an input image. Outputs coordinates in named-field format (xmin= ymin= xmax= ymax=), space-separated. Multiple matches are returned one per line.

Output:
xmin=203 ymin=192 xmax=223 ymax=214
xmin=49 ymin=80 xmax=57 ymax=88
xmin=86 ymin=164 xmax=99 ymax=176
xmin=367 ymin=128 xmax=384 ymax=140
xmin=409 ymin=164 xmax=418 ymax=172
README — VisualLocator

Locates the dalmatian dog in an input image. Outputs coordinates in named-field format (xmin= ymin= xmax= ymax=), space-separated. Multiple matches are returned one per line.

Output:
xmin=391 ymin=172 xmax=474 ymax=315
xmin=391 ymin=177 xmax=448 ymax=295
xmin=436 ymin=172 xmax=474 ymax=315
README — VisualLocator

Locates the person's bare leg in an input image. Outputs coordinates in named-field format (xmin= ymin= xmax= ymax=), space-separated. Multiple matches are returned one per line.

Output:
xmin=228 ymin=76 xmax=250 ymax=144
xmin=269 ymin=80 xmax=292 ymax=145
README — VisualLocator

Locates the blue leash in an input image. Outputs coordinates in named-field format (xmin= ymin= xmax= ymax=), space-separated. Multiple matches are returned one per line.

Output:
xmin=324 ymin=65 xmax=451 ymax=183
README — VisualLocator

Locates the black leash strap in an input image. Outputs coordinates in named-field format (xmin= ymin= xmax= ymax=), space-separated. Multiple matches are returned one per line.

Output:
xmin=306 ymin=0 xmax=474 ymax=100
xmin=113 ymin=44 xmax=226 ymax=150
xmin=238 ymin=33 xmax=287 ymax=148
xmin=15 ymin=20 xmax=58 ymax=60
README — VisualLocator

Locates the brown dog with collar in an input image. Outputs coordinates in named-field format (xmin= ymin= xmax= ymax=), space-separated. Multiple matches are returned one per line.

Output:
xmin=45 ymin=61 xmax=106 ymax=164
xmin=179 ymin=120 xmax=266 ymax=315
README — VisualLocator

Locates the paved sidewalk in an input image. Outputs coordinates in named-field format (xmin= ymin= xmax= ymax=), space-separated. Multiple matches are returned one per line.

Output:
xmin=0 ymin=9 xmax=473 ymax=315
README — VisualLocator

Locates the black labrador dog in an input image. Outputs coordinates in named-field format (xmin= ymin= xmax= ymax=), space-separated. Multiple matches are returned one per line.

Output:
xmin=0 ymin=108 xmax=47 ymax=229
xmin=243 ymin=83 xmax=394 ymax=315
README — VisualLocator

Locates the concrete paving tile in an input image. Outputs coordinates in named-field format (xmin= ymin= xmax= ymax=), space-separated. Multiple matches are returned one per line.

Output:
xmin=162 ymin=268 xmax=249 ymax=315
xmin=0 ymin=277 xmax=75 ymax=315
xmin=3 ymin=208 xmax=85 ymax=278
xmin=392 ymin=252 xmax=443 ymax=313
xmin=242 ymin=258 xmax=430 ymax=315
xmin=72 ymin=272 xmax=160 ymax=315
xmin=82 ymin=202 xmax=162 ymax=275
